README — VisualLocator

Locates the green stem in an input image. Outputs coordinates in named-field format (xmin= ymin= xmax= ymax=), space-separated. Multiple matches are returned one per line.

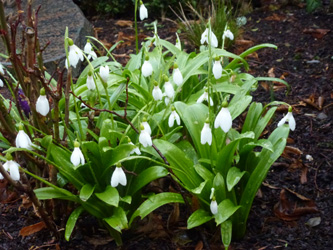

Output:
xmin=134 ymin=0 xmax=139 ymax=54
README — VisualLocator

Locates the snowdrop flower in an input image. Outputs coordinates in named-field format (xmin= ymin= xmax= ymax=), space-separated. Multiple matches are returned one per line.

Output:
xmin=213 ymin=57 xmax=223 ymax=79
xmin=139 ymin=1 xmax=148 ymax=21
xmin=3 ymin=154 xmax=20 ymax=181
xmin=163 ymin=75 xmax=175 ymax=99
xmin=277 ymin=106 xmax=296 ymax=131
xmin=201 ymin=27 xmax=218 ymax=48
xmin=86 ymin=71 xmax=95 ymax=91
xmin=0 ymin=63 xmax=4 ymax=75
xmin=0 ymin=79 xmax=3 ymax=87
xmin=142 ymin=117 xmax=151 ymax=135
xmin=111 ymin=163 xmax=127 ymax=187
xmin=84 ymin=41 xmax=97 ymax=60
xmin=214 ymin=102 xmax=232 ymax=133
xmin=36 ymin=88 xmax=50 ymax=116
xmin=175 ymin=33 xmax=181 ymax=50
xmin=197 ymin=88 xmax=213 ymax=106
xmin=99 ymin=65 xmax=109 ymax=83
xmin=210 ymin=188 xmax=218 ymax=215
xmin=152 ymin=81 xmax=163 ymax=101
xmin=168 ymin=107 xmax=181 ymax=127
xmin=128 ymin=140 xmax=141 ymax=155
xmin=16 ymin=125 xmax=32 ymax=150
xmin=306 ymin=154 xmax=313 ymax=161
xmin=70 ymin=141 xmax=85 ymax=167
xmin=173 ymin=63 xmax=183 ymax=86
xmin=139 ymin=123 xmax=152 ymax=147
xmin=65 ymin=38 xmax=83 ymax=68
xmin=164 ymin=96 xmax=171 ymax=105
xmin=223 ymin=29 xmax=234 ymax=41
xmin=201 ymin=119 xmax=212 ymax=145
xmin=142 ymin=56 xmax=153 ymax=77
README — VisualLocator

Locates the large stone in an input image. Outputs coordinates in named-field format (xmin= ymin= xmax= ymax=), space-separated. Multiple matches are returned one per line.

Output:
xmin=2 ymin=0 xmax=93 ymax=74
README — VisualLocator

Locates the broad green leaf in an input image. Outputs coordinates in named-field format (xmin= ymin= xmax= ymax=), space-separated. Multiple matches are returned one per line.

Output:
xmin=65 ymin=206 xmax=84 ymax=241
xmin=187 ymin=209 xmax=213 ymax=229
xmin=95 ymin=186 xmax=119 ymax=207
xmin=221 ymin=220 xmax=232 ymax=250
xmin=226 ymin=167 xmax=247 ymax=192
xmin=130 ymin=192 xmax=184 ymax=225
xmin=79 ymin=184 xmax=95 ymax=202
xmin=190 ymin=180 xmax=208 ymax=194
xmin=213 ymin=173 xmax=227 ymax=201
xmin=241 ymin=140 xmax=273 ymax=154
xmin=215 ymin=199 xmax=240 ymax=225
xmin=194 ymin=164 xmax=214 ymax=181
xmin=120 ymin=196 xmax=132 ymax=204
xmin=104 ymin=207 xmax=128 ymax=233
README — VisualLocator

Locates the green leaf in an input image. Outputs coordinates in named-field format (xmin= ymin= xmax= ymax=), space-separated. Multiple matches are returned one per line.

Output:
xmin=34 ymin=187 xmax=77 ymax=202
xmin=79 ymin=184 xmax=95 ymax=202
xmin=95 ymin=186 xmax=119 ymax=207
xmin=221 ymin=220 xmax=232 ymax=250
xmin=194 ymin=164 xmax=214 ymax=180
xmin=215 ymin=199 xmax=240 ymax=225
xmin=65 ymin=206 xmax=84 ymax=241
xmin=226 ymin=167 xmax=247 ymax=192
xmin=104 ymin=207 xmax=128 ymax=233
xmin=130 ymin=192 xmax=184 ymax=225
xmin=187 ymin=209 xmax=213 ymax=229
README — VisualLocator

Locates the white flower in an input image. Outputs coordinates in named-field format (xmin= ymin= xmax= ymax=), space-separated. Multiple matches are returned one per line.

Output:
xmin=129 ymin=142 xmax=141 ymax=155
xmin=277 ymin=111 xmax=296 ymax=131
xmin=99 ymin=65 xmax=109 ymax=83
xmin=200 ymin=28 xmax=218 ymax=48
xmin=168 ymin=110 xmax=181 ymax=127
xmin=152 ymin=86 xmax=163 ymax=101
xmin=142 ymin=60 xmax=153 ymax=77
xmin=0 ymin=79 xmax=3 ymax=87
xmin=70 ymin=144 xmax=85 ymax=167
xmin=210 ymin=200 xmax=218 ymax=215
xmin=213 ymin=60 xmax=222 ymax=79
xmin=36 ymin=94 xmax=50 ymax=116
xmin=0 ymin=160 xmax=9 ymax=179
xmin=197 ymin=90 xmax=213 ymax=106
xmin=306 ymin=154 xmax=313 ymax=161
xmin=139 ymin=129 xmax=152 ymax=147
xmin=164 ymin=81 xmax=175 ymax=99
xmin=210 ymin=188 xmax=215 ymax=200
xmin=175 ymin=33 xmax=181 ymax=50
xmin=111 ymin=166 xmax=127 ymax=187
xmin=142 ymin=121 xmax=151 ymax=135
xmin=0 ymin=63 xmax=4 ymax=74
xmin=16 ymin=129 xmax=32 ymax=150
xmin=139 ymin=2 xmax=148 ymax=21
xmin=66 ymin=44 xmax=83 ymax=69
xmin=173 ymin=68 xmax=183 ymax=86
xmin=201 ymin=122 xmax=212 ymax=145
xmin=223 ymin=29 xmax=234 ymax=41
xmin=84 ymin=42 xmax=97 ymax=60
xmin=86 ymin=74 xmax=95 ymax=90
xmin=164 ymin=96 xmax=171 ymax=105
xmin=3 ymin=160 xmax=20 ymax=181
xmin=214 ymin=107 xmax=232 ymax=133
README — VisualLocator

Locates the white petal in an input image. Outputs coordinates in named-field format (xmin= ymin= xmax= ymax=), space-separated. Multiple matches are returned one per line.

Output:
xmin=175 ymin=112 xmax=181 ymax=125
xmin=9 ymin=161 xmax=20 ymax=181
xmin=152 ymin=86 xmax=163 ymax=101
xmin=84 ymin=42 xmax=92 ymax=54
xmin=214 ymin=108 xmax=232 ymax=133
xmin=173 ymin=68 xmax=183 ymax=86
xmin=100 ymin=65 xmax=109 ymax=83
xmin=201 ymin=123 xmax=212 ymax=145
xmin=223 ymin=30 xmax=234 ymax=40
xmin=210 ymin=31 xmax=218 ymax=48
xmin=142 ymin=121 xmax=151 ymax=135
xmin=142 ymin=61 xmax=153 ymax=77
xmin=139 ymin=4 xmax=148 ymax=20
xmin=210 ymin=200 xmax=218 ymax=215
xmin=111 ymin=167 xmax=127 ymax=187
xmin=139 ymin=130 xmax=152 ymax=147
xmin=0 ymin=79 xmax=3 ymax=87
xmin=86 ymin=75 xmax=95 ymax=90
xmin=197 ymin=93 xmax=206 ymax=104
xmin=213 ymin=61 xmax=222 ymax=79
xmin=210 ymin=188 xmax=215 ymax=200
xmin=164 ymin=97 xmax=170 ymax=105
xmin=287 ymin=112 xmax=296 ymax=131
xmin=200 ymin=28 xmax=208 ymax=45
xmin=277 ymin=114 xmax=288 ymax=127
xmin=36 ymin=95 xmax=50 ymax=116
xmin=0 ymin=63 xmax=4 ymax=75
xmin=164 ymin=82 xmax=174 ymax=99
xmin=70 ymin=147 xmax=85 ymax=167
xmin=16 ymin=130 xmax=32 ymax=150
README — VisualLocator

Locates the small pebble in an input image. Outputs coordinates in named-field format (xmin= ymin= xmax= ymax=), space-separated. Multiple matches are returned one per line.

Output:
xmin=317 ymin=112 xmax=328 ymax=120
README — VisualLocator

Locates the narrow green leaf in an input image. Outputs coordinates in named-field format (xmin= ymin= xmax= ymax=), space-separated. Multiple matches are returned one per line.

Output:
xmin=221 ymin=220 xmax=232 ymax=250
xmin=187 ymin=209 xmax=213 ymax=229
xmin=95 ymin=186 xmax=119 ymax=207
xmin=65 ymin=206 xmax=84 ymax=241
xmin=226 ymin=167 xmax=247 ymax=192
xmin=34 ymin=187 xmax=77 ymax=202
xmin=215 ymin=199 xmax=240 ymax=225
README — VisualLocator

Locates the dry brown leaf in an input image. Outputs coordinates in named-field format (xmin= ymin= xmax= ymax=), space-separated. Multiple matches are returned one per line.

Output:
xmin=195 ymin=241 xmax=204 ymax=250
xmin=300 ymin=167 xmax=308 ymax=184
xmin=318 ymin=96 xmax=324 ymax=110
xmin=115 ymin=20 xmax=133 ymax=27
xmin=268 ymin=67 xmax=275 ymax=78
xmin=19 ymin=221 xmax=46 ymax=237
xmin=264 ymin=13 xmax=286 ymax=21
xmin=303 ymin=28 xmax=330 ymax=39
xmin=235 ymin=39 xmax=254 ymax=47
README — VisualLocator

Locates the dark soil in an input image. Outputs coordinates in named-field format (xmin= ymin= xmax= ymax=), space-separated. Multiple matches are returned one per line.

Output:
xmin=1 ymin=3 xmax=333 ymax=250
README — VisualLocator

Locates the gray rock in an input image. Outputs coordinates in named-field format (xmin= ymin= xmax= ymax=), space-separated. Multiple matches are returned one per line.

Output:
xmin=317 ymin=112 xmax=328 ymax=120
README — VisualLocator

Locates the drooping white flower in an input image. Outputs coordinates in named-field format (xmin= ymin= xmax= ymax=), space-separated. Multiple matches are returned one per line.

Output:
xmin=84 ymin=42 xmax=97 ymax=60
xmin=36 ymin=95 xmax=50 ymax=116
xmin=99 ymin=65 xmax=109 ymax=83
xmin=70 ymin=141 xmax=85 ymax=167
xmin=173 ymin=64 xmax=183 ymax=86
xmin=164 ymin=81 xmax=175 ymax=99
xmin=223 ymin=29 xmax=234 ymax=41
xmin=0 ymin=63 xmax=4 ymax=75
xmin=15 ymin=126 xmax=32 ymax=150
xmin=175 ymin=33 xmax=181 ymax=50
xmin=210 ymin=200 xmax=218 ymax=215
xmin=142 ymin=118 xmax=151 ymax=135
xmin=213 ymin=59 xmax=223 ymax=79
xmin=200 ymin=28 xmax=218 ymax=48
xmin=197 ymin=88 xmax=214 ymax=106
xmin=111 ymin=164 xmax=127 ymax=187
xmin=0 ymin=79 xmax=3 ymax=87
xmin=139 ymin=124 xmax=152 ymax=147
xmin=3 ymin=160 xmax=20 ymax=181
xmin=139 ymin=2 xmax=148 ymax=21
xmin=168 ymin=108 xmax=181 ymax=127
xmin=201 ymin=121 xmax=212 ymax=145
xmin=129 ymin=141 xmax=141 ymax=155
xmin=86 ymin=73 xmax=95 ymax=91
xmin=152 ymin=83 xmax=163 ymax=101
xmin=142 ymin=59 xmax=153 ymax=77
xmin=65 ymin=39 xmax=83 ymax=68
xmin=214 ymin=105 xmax=232 ymax=133
xmin=164 ymin=96 xmax=171 ymax=105
xmin=277 ymin=109 xmax=296 ymax=131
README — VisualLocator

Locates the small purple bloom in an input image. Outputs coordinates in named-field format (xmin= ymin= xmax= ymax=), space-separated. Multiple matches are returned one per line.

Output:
xmin=18 ymin=89 xmax=30 ymax=117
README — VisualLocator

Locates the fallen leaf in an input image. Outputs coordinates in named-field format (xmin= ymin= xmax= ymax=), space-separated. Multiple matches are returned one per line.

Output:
xmin=264 ymin=13 xmax=286 ymax=21
xmin=19 ymin=222 xmax=46 ymax=237
xmin=167 ymin=203 xmax=180 ymax=228
xmin=274 ymin=189 xmax=319 ymax=221
xmin=268 ymin=67 xmax=275 ymax=78
xmin=306 ymin=217 xmax=321 ymax=227
xmin=195 ymin=241 xmax=204 ymax=250
xmin=317 ymin=96 xmax=324 ymax=110
xmin=303 ymin=28 xmax=330 ymax=39
xmin=85 ymin=236 xmax=113 ymax=246
xmin=115 ymin=20 xmax=133 ymax=27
